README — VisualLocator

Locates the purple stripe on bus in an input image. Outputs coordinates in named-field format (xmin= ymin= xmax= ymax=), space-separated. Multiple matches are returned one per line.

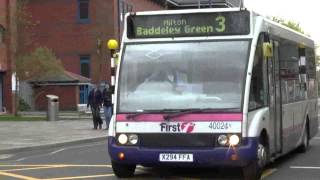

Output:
xmin=116 ymin=113 xmax=243 ymax=122
xmin=282 ymin=123 xmax=304 ymax=136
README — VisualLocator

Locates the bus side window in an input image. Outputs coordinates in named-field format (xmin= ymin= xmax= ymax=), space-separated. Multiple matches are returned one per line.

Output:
xmin=249 ymin=39 xmax=267 ymax=111
xmin=306 ymin=48 xmax=316 ymax=99
xmin=279 ymin=39 xmax=300 ymax=103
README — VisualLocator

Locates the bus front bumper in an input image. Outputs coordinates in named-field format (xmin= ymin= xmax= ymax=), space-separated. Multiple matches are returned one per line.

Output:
xmin=108 ymin=137 xmax=258 ymax=167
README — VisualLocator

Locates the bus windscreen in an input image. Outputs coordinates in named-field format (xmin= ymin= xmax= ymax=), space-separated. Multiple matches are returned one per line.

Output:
xmin=127 ymin=10 xmax=250 ymax=39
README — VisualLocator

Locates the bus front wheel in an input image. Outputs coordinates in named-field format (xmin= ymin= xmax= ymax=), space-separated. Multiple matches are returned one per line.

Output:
xmin=112 ymin=161 xmax=136 ymax=178
xmin=242 ymin=161 xmax=260 ymax=180
xmin=242 ymin=139 xmax=268 ymax=180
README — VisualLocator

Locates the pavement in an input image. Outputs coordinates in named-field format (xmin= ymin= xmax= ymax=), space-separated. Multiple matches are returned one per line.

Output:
xmin=0 ymin=119 xmax=108 ymax=154
xmin=18 ymin=111 xmax=93 ymax=120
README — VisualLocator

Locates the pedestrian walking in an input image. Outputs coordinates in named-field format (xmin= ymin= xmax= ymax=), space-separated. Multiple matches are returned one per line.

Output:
xmin=87 ymin=85 xmax=103 ymax=129
xmin=102 ymin=83 xmax=112 ymax=130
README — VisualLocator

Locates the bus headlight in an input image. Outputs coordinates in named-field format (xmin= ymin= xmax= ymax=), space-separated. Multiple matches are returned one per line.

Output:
xmin=217 ymin=135 xmax=228 ymax=146
xmin=229 ymin=135 xmax=240 ymax=146
xmin=118 ymin=134 xmax=128 ymax=145
xmin=128 ymin=134 xmax=138 ymax=145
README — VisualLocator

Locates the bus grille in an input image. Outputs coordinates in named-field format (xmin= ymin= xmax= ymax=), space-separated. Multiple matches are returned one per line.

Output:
xmin=139 ymin=134 xmax=215 ymax=148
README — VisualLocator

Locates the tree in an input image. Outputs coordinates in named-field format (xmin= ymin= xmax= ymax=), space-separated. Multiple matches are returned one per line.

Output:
xmin=16 ymin=47 xmax=64 ymax=81
xmin=13 ymin=1 xmax=67 ymax=113
xmin=15 ymin=0 xmax=35 ymax=50
xmin=16 ymin=47 xmax=65 ymax=111
xmin=271 ymin=17 xmax=307 ymax=35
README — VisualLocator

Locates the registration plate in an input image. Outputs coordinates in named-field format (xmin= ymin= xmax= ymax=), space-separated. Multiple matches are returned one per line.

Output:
xmin=159 ymin=153 xmax=193 ymax=162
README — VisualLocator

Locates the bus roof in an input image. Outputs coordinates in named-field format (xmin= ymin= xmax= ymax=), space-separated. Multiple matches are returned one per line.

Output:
xmin=165 ymin=0 xmax=241 ymax=8
xmin=261 ymin=17 xmax=314 ymax=48
xmin=132 ymin=7 xmax=243 ymax=16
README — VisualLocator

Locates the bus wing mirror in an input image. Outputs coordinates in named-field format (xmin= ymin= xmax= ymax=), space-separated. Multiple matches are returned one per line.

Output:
xmin=263 ymin=42 xmax=273 ymax=58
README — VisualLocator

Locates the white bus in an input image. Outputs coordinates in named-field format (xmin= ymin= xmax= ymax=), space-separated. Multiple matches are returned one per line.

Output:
xmin=108 ymin=7 xmax=318 ymax=179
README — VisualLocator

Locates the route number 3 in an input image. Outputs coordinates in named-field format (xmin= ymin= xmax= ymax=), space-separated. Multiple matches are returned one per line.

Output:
xmin=216 ymin=16 xmax=226 ymax=32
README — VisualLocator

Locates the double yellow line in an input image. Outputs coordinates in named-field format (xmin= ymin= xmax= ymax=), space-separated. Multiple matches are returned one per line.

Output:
xmin=0 ymin=164 xmax=114 ymax=180
xmin=0 ymin=164 xmax=277 ymax=180
xmin=0 ymin=171 xmax=40 ymax=180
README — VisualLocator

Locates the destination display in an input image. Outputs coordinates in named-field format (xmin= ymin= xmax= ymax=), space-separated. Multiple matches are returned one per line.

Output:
xmin=127 ymin=11 xmax=250 ymax=38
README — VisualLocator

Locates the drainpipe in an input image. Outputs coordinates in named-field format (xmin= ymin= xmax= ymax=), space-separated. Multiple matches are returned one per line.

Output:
xmin=117 ymin=0 xmax=121 ymax=41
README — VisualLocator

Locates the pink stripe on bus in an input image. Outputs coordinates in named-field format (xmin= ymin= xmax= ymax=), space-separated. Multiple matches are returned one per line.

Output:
xmin=116 ymin=113 xmax=242 ymax=122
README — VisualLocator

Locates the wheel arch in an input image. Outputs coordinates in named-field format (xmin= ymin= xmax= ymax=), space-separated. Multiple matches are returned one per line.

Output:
xmin=260 ymin=128 xmax=269 ymax=147
xmin=247 ymin=108 xmax=269 ymax=138
xmin=305 ymin=115 xmax=310 ymax=139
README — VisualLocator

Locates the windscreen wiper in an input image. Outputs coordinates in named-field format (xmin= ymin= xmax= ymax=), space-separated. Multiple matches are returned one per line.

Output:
xmin=126 ymin=109 xmax=181 ymax=120
xmin=163 ymin=108 xmax=240 ymax=120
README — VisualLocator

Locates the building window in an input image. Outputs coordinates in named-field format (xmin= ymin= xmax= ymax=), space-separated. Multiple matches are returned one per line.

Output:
xmin=79 ymin=85 xmax=89 ymax=104
xmin=80 ymin=56 xmax=90 ymax=78
xmin=279 ymin=39 xmax=300 ymax=103
xmin=78 ymin=0 xmax=90 ymax=23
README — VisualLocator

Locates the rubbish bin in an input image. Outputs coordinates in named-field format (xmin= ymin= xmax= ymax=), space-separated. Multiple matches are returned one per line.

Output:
xmin=46 ymin=95 xmax=59 ymax=121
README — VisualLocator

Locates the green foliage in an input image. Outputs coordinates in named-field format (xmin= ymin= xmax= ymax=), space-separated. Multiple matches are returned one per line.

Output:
xmin=16 ymin=0 xmax=32 ymax=26
xmin=272 ymin=17 xmax=306 ymax=35
xmin=16 ymin=47 xmax=64 ymax=81
xmin=316 ymin=45 xmax=320 ymax=67
xmin=18 ymin=97 xmax=31 ymax=111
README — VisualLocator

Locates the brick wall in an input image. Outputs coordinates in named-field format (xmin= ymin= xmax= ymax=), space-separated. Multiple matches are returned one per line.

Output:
xmin=21 ymin=0 xmax=164 ymax=110
xmin=34 ymin=85 xmax=79 ymax=110
xmin=23 ymin=0 xmax=164 ymax=84
xmin=23 ymin=0 xmax=117 ymax=85
xmin=0 ymin=45 xmax=7 ymax=71
xmin=0 ymin=0 xmax=8 ymax=71
xmin=127 ymin=0 xmax=163 ymax=11
xmin=115 ymin=0 xmax=164 ymax=40
xmin=0 ymin=0 xmax=17 ymax=114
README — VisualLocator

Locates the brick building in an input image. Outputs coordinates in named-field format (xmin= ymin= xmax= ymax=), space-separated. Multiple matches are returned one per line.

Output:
xmin=1 ymin=0 xmax=239 ymax=112
xmin=19 ymin=0 xmax=164 ymax=110
xmin=31 ymin=71 xmax=91 ymax=110
xmin=0 ymin=0 xmax=17 ymax=114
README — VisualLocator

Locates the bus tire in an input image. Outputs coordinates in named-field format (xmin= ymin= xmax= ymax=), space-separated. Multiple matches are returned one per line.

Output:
xmin=111 ymin=161 xmax=136 ymax=178
xmin=297 ymin=125 xmax=309 ymax=153
xmin=242 ymin=138 xmax=268 ymax=180
xmin=242 ymin=161 xmax=260 ymax=180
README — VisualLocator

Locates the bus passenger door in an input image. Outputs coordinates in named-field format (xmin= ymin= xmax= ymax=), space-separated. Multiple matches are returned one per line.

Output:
xmin=267 ymin=40 xmax=283 ymax=154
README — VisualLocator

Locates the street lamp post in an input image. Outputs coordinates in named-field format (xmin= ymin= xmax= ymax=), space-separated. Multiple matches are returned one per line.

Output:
xmin=107 ymin=39 xmax=119 ymax=108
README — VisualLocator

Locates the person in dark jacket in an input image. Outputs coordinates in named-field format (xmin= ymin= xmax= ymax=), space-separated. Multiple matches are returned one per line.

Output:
xmin=102 ymin=83 xmax=112 ymax=130
xmin=87 ymin=86 xmax=103 ymax=129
